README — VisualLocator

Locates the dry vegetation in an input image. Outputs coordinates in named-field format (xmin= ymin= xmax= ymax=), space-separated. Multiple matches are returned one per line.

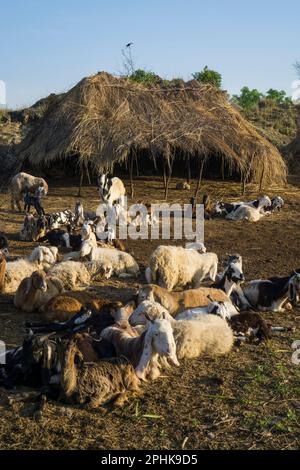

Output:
xmin=0 ymin=176 xmax=300 ymax=450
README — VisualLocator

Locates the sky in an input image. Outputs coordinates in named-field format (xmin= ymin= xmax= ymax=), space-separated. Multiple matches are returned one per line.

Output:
xmin=1 ymin=0 xmax=299 ymax=109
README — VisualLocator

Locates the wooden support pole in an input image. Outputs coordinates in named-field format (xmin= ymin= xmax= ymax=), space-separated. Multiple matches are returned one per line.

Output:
xmin=259 ymin=163 xmax=265 ymax=192
xmin=187 ymin=156 xmax=191 ymax=184
xmin=164 ymin=157 xmax=173 ymax=200
xmin=221 ymin=155 xmax=225 ymax=181
xmin=135 ymin=152 xmax=139 ymax=177
xmin=162 ymin=159 xmax=167 ymax=193
xmin=194 ymin=156 xmax=206 ymax=199
xmin=86 ymin=164 xmax=91 ymax=186
xmin=130 ymin=152 xmax=134 ymax=198
xmin=78 ymin=165 xmax=84 ymax=197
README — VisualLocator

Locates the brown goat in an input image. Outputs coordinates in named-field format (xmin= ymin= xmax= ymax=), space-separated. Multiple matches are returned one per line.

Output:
xmin=59 ymin=337 xmax=141 ymax=407
xmin=0 ymin=250 xmax=6 ymax=293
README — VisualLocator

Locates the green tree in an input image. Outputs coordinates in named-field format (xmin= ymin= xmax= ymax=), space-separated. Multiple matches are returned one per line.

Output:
xmin=232 ymin=87 xmax=262 ymax=110
xmin=192 ymin=66 xmax=222 ymax=89
xmin=266 ymin=88 xmax=291 ymax=104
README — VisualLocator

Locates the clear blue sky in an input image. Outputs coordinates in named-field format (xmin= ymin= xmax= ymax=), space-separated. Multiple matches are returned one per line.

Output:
xmin=1 ymin=0 xmax=299 ymax=109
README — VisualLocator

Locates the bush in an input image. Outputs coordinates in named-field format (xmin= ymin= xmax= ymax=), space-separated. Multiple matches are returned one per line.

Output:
xmin=266 ymin=89 xmax=292 ymax=104
xmin=192 ymin=66 xmax=222 ymax=89
xmin=129 ymin=69 xmax=160 ymax=85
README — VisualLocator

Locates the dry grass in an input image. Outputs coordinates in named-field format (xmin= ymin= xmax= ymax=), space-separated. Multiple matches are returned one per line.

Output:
xmin=15 ymin=72 xmax=287 ymax=186
xmin=0 ymin=176 xmax=300 ymax=450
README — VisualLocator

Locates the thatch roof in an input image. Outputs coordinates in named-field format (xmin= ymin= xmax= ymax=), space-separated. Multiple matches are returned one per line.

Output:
xmin=285 ymin=106 xmax=300 ymax=173
xmin=15 ymin=72 xmax=287 ymax=185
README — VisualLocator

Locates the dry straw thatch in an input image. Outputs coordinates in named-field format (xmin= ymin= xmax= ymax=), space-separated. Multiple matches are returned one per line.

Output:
xmin=16 ymin=72 xmax=287 ymax=187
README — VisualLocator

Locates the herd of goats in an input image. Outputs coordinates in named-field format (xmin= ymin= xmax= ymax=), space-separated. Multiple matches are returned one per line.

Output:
xmin=0 ymin=171 xmax=298 ymax=412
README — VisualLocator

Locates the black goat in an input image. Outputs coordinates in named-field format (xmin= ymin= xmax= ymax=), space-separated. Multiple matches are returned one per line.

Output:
xmin=24 ymin=192 xmax=45 ymax=216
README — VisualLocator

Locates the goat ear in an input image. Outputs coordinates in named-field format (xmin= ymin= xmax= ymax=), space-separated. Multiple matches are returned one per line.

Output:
xmin=135 ymin=329 xmax=153 ymax=381
xmin=25 ymin=276 xmax=33 ymax=295
xmin=144 ymin=312 xmax=154 ymax=324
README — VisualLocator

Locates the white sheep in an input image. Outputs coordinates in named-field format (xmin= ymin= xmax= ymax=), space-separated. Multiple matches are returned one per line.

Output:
xmin=28 ymin=246 xmax=58 ymax=270
xmin=10 ymin=172 xmax=48 ymax=212
xmin=146 ymin=245 xmax=218 ymax=290
xmin=101 ymin=318 xmax=179 ymax=381
xmin=85 ymin=247 xmax=139 ymax=280
xmin=48 ymin=261 xmax=91 ymax=290
xmin=129 ymin=302 xmax=234 ymax=359
xmin=4 ymin=258 xmax=41 ymax=294
xmin=4 ymin=247 xmax=58 ymax=294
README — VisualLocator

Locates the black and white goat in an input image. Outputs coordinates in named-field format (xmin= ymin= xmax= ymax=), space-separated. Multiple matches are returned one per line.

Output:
xmin=243 ymin=271 xmax=300 ymax=312
xmin=215 ymin=195 xmax=271 ymax=217
xmin=47 ymin=210 xmax=76 ymax=230
xmin=213 ymin=255 xmax=245 ymax=297
xmin=98 ymin=173 xmax=126 ymax=206
xmin=264 ymin=196 xmax=285 ymax=214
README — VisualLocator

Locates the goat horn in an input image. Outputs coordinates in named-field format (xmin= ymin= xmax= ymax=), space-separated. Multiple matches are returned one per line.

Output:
xmin=207 ymin=295 xmax=214 ymax=302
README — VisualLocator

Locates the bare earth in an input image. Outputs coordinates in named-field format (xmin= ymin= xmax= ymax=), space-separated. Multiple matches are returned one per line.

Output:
xmin=0 ymin=176 xmax=299 ymax=450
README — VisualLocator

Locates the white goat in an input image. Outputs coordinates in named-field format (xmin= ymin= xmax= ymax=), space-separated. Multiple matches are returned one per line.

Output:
xmin=101 ymin=318 xmax=179 ymax=381
xmin=146 ymin=245 xmax=218 ymax=291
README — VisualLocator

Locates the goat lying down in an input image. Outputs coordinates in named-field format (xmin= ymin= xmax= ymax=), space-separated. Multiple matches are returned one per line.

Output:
xmin=59 ymin=337 xmax=141 ymax=408
xmin=242 ymin=272 xmax=300 ymax=312
xmin=101 ymin=316 xmax=179 ymax=381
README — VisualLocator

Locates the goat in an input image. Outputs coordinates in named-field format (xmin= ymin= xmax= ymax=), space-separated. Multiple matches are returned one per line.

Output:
xmin=101 ymin=316 xmax=179 ymax=381
xmin=24 ymin=187 xmax=45 ymax=216
xmin=59 ymin=337 xmax=141 ymax=407
xmin=137 ymin=284 xmax=230 ymax=316
xmin=0 ymin=233 xmax=9 ymax=256
xmin=47 ymin=210 xmax=76 ymax=230
xmin=14 ymin=270 xmax=64 ymax=313
xmin=98 ymin=173 xmax=126 ymax=206
xmin=242 ymin=272 xmax=300 ymax=312
xmin=213 ymin=256 xmax=245 ymax=297
xmin=10 ymin=172 xmax=48 ymax=212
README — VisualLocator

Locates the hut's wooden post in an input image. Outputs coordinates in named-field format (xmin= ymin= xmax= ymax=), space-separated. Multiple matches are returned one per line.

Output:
xmin=130 ymin=152 xmax=134 ymax=198
xmin=86 ymin=163 xmax=91 ymax=186
xmin=78 ymin=164 xmax=84 ymax=197
xmin=162 ymin=159 xmax=167 ymax=193
xmin=187 ymin=156 xmax=191 ymax=184
xmin=135 ymin=152 xmax=139 ymax=176
xmin=221 ymin=155 xmax=225 ymax=181
xmin=165 ymin=158 xmax=174 ymax=200
xmin=241 ymin=173 xmax=247 ymax=195
xmin=194 ymin=155 xmax=206 ymax=199
xmin=259 ymin=163 xmax=265 ymax=191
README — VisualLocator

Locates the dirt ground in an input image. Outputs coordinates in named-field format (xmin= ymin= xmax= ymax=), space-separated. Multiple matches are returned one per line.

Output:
xmin=0 ymin=175 xmax=299 ymax=450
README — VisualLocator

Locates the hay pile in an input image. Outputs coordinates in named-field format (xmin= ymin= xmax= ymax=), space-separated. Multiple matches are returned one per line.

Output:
xmin=15 ymin=72 xmax=287 ymax=186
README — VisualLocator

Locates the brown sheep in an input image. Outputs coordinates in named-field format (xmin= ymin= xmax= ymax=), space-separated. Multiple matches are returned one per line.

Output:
xmin=40 ymin=291 xmax=111 ymax=322
xmin=0 ymin=250 xmax=6 ymax=293
xmin=14 ymin=270 xmax=64 ymax=313
xmin=59 ymin=337 xmax=141 ymax=407
xmin=137 ymin=284 xmax=230 ymax=316
xmin=10 ymin=172 xmax=48 ymax=212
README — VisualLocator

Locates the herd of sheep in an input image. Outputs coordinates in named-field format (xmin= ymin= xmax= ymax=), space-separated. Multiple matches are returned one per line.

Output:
xmin=0 ymin=171 xmax=299 ymax=412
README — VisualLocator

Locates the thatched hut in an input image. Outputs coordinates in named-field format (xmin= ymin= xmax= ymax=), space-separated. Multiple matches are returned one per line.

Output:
xmin=15 ymin=72 xmax=287 ymax=196
xmin=285 ymin=106 xmax=300 ymax=174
